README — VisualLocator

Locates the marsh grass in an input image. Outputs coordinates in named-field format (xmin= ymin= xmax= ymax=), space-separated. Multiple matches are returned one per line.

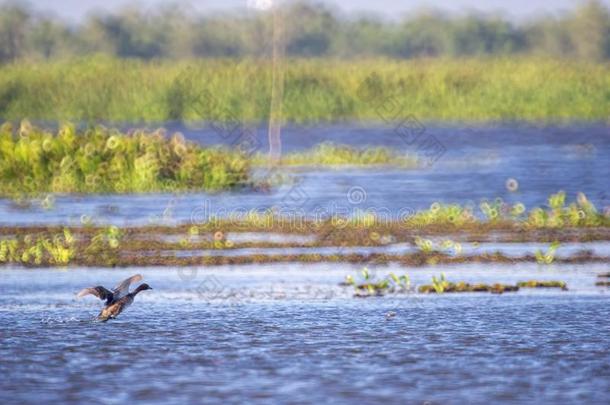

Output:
xmin=253 ymin=142 xmax=418 ymax=167
xmin=0 ymin=120 xmax=426 ymax=197
xmin=0 ymin=121 xmax=251 ymax=195
xmin=0 ymin=228 xmax=76 ymax=265
xmin=404 ymin=192 xmax=608 ymax=228
xmin=1 ymin=57 xmax=609 ymax=122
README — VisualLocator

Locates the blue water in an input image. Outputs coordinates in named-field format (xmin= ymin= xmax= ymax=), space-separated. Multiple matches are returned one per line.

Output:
xmin=0 ymin=123 xmax=608 ymax=226
xmin=1 ymin=265 xmax=609 ymax=404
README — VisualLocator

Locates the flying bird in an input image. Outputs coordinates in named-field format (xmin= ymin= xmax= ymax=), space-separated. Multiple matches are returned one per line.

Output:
xmin=77 ymin=274 xmax=152 ymax=322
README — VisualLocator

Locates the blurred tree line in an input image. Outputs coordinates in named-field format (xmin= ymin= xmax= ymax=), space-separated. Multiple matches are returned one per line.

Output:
xmin=1 ymin=0 xmax=609 ymax=63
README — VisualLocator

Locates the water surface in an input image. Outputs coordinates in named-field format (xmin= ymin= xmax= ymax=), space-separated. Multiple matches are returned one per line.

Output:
xmin=1 ymin=264 xmax=609 ymax=404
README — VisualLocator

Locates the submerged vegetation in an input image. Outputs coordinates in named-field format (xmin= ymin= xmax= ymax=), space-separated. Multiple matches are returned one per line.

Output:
xmin=340 ymin=270 xmax=569 ymax=297
xmin=1 ymin=58 xmax=609 ymax=123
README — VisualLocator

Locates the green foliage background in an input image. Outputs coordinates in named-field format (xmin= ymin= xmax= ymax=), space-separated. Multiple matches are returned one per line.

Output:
xmin=1 ymin=1 xmax=610 ymax=61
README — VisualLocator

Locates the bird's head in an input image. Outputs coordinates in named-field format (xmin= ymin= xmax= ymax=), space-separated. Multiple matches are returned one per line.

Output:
xmin=136 ymin=283 xmax=153 ymax=292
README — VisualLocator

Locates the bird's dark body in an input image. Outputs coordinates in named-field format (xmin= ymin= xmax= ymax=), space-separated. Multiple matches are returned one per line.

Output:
xmin=97 ymin=284 xmax=152 ymax=321
xmin=77 ymin=275 xmax=151 ymax=322
xmin=98 ymin=294 xmax=133 ymax=322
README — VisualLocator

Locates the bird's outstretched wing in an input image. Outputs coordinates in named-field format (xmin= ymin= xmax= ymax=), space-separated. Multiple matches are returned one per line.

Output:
xmin=77 ymin=286 xmax=114 ymax=301
xmin=112 ymin=274 xmax=143 ymax=299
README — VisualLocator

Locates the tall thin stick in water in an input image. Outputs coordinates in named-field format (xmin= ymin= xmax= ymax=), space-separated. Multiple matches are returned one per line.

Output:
xmin=268 ymin=3 xmax=285 ymax=165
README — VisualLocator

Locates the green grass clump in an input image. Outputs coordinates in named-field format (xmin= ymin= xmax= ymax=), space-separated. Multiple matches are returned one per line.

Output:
xmin=343 ymin=268 xmax=413 ymax=297
xmin=526 ymin=191 xmax=604 ymax=227
xmin=0 ymin=57 xmax=609 ymax=122
xmin=253 ymin=143 xmax=418 ymax=167
xmin=0 ymin=120 xmax=250 ymax=195
xmin=404 ymin=193 xmax=609 ymax=229
xmin=535 ymin=241 xmax=561 ymax=264
xmin=0 ymin=226 xmax=124 ymax=266
xmin=0 ymin=229 xmax=76 ymax=265
xmin=407 ymin=203 xmax=476 ymax=227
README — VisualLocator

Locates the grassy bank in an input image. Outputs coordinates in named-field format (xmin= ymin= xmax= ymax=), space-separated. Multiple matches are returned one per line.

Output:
xmin=1 ymin=57 xmax=609 ymax=123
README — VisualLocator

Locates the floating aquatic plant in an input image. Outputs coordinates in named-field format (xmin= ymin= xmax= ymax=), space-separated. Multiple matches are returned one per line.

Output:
xmin=406 ymin=203 xmax=476 ymax=228
xmin=0 ymin=228 xmax=76 ymax=266
xmin=431 ymin=273 xmax=450 ymax=293
xmin=516 ymin=280 xmax=568 ymax=290
xmin=414 ymin=237 xmax=435 ymax=254
xmin=0 ymin=121 xmax=251 ymax=196
xmin=414 ymin=237 xmax=462 ymax=256
xmin=84 ymin=226 xmax=124 ymax=266
xmin=535 ymin=241 xmax=561 ymax=264
xmin=253 ymin=142 xmax=418 ymax=167
xmin=344 ymin=268 xmax=414 ymax=297
xmin=404 ymin=193 xmax=608 ymax=229
xmin=527 ymin=191 xmax=603 ymax=228
xmin=418 ymin=276 xmax=568 ymax=294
